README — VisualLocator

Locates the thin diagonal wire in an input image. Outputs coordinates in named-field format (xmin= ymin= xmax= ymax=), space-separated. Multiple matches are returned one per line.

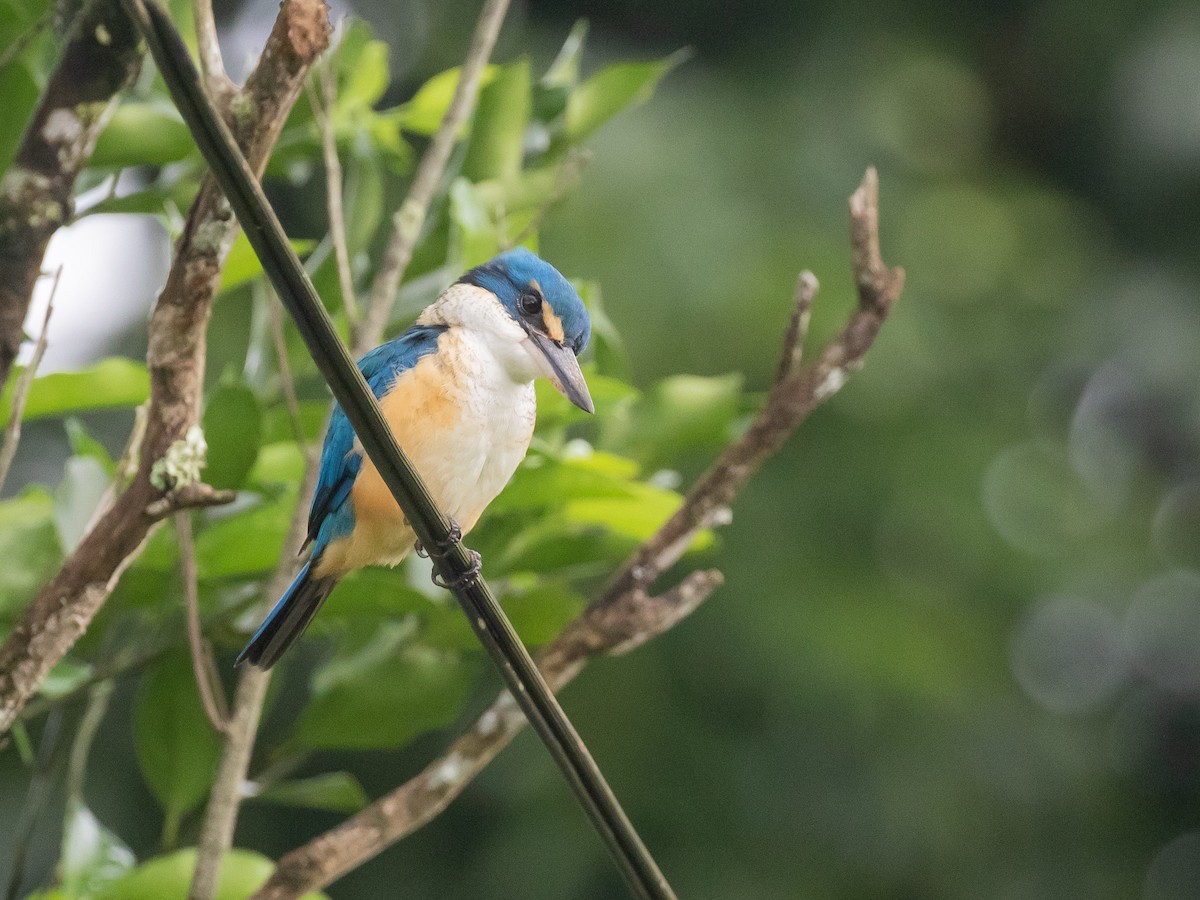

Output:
xmin=123 ymin=3 xmax=675 ymax=897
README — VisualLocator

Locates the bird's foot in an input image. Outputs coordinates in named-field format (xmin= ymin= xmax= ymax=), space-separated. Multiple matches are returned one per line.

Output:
xmin=414 ymin=519 xmax=463 ymax=559
xmin=432 ymin=549 xmax=482 ymax=593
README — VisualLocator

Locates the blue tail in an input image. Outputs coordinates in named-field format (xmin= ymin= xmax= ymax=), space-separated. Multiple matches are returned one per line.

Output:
xmin=237 ymin=560 xmax=339 ymax=669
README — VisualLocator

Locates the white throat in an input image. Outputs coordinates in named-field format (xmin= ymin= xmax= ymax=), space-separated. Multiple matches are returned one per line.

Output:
xmin=417 ymin=283 xmax=540 ymax=386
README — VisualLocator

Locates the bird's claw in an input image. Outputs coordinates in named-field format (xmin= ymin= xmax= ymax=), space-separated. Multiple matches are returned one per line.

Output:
xmin=432 ymin=549 xmax=482 ymax=593
xmin=415 ymin=518 xmax=463 ymax=559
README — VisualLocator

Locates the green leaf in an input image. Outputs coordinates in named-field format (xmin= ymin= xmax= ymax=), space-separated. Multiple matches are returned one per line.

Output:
xmin=0 ymin=0 xmax=50 ymax=51
xmin=396 ymin=64 xmax=500 ymax=135
xmin=575 ymin=281 xmax=631 ymax=378
xmin=343 ymin=145 xmax=384 ymax=255
xmin=202 ymin=381 xmax=262 ymax=491
xmin=533 ymin=370 xmax=639 ymax=427
xmin=489 ymin=449 xmax=643 ymax=515
xmin=256 ymin=771 xmax=369 ymax=813
xmin=601 ymin=372 xmax=745 ymax=469
xmin=310 ymin=566 xmax=432 ymax=623
xmin=219 ymin=232 xmax=315 ymax=293
xmin=133 ymin=651 xmax=223 ymax=818
xmin=95 ymin=849 xmax=327 ymax=900
xmin=448 ymin=177 xmax=501 ymax=269
xmin=261 ymin=400 xmax=329 ymax=445
xmin=194 ymin=494 xmax=293 ymax=578
xmin=294 ymin=645 xmax=473 ymax=750
xmin=80 ymin=179 xmax=199 ymax=219
xmin=64 ymin=418 xmax=116 ymax=474
xmin=0 ymin=487 xmax=62 ymax=620
xmin=563 ymin=485 xmax=692 ymax=541
xmin=0 ymin=358 xmax=149 ymax=422
xmin=542 ymin=20 xmax=589 ymax=89
xmin=246 ymin=440 xmax=307 ymax=488
xmin=339 ymin=37 xmax=389 ymax=111
xmin=54 ymin=456 xmax=110 ymax=553
xmin=565 ymin=50 xmax=688 ymax=141
xmin=462 ymin=58 xmax=531 ymax=183
xmin=57 ymin=802 xmax=135 ymax=899
xmin=91 ymin=102 xmax=194 ymax=168
xmin=485 ymin=518 xmax=636 ymax=576
xmin=39 ymin=656 xmax=93 ymax=699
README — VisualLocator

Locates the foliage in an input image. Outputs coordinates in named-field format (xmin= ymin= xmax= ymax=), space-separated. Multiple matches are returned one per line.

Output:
xmin=0 ymin=5 xmax=704 ymax=896
xmin=4 ymin=0 xmax=1195 ymax=896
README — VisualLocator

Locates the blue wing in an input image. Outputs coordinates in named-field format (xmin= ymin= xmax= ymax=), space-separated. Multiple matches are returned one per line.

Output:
xmin=305 ymin=324 xmax=447 ymax=553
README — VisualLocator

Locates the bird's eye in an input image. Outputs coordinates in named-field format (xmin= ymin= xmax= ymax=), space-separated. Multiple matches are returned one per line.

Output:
xmin=518 ymin=290 xmax=542 ymax=316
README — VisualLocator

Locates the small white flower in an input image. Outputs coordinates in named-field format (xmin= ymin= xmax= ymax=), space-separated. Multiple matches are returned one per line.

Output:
xmin=150 ymin=425 xmax=208 ymax=491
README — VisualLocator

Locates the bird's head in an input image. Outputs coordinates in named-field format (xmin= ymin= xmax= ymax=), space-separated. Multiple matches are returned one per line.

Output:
xmin=455 ymin=248 xmax=594 ymax=413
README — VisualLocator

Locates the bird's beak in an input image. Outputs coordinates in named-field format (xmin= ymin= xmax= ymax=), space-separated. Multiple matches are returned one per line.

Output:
xmin=523 ymin=331 xmax=594 ymax=414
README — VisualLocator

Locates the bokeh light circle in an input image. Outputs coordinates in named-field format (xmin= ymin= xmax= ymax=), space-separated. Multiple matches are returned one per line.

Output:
xmin=1011 ymin=595 xmax=1128 ymax=713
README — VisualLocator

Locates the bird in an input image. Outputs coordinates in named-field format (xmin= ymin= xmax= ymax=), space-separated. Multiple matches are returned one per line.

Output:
xmin=237 ymin=248 xmax=593 ymax=669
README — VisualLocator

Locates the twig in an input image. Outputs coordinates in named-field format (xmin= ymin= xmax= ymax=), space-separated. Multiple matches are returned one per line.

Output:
xmin=266 ymin=288 xmax=306 ymax=449
xmin=0 ymin=9 xmax=51 ymax=71
xmin=189 ymin=667 xmax=272 ymax=900
xmin=0 ymin=0 xmax=330 ymax=734
xmin=307 ymin=62 xmax=360 ymax=330
xmin=356 ymin=0 xmax=513 ymax=352
xmin=775 ymin=271 xmax=816 ymax=383
xmin=254 ymin=168 xmax=905 ymax=899
xmin=56 ymin=682 xmax=115 ymax=886
xmin=192 ymin=0 xmax=233 ymax=102
xmin=0 ymin=0 xmax=142 ymax=393
xmin=4 ymin=708 xmax=67 ymax=900
xmin=18 ymin=640 xmax=164 ymax=722
xmin=0 ymin=268 xmax=58 ymax=494
xmin=176 ymin=511 xmax=229 ymax=733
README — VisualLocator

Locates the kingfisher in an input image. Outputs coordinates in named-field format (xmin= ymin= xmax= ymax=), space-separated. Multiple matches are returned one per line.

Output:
xmin=237 ymin=248 xmax=593 ymax=668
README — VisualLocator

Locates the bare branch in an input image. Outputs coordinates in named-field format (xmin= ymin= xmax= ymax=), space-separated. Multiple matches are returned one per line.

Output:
xmin=0 ymin=0 xmax=142 ymax=392
xmin=0 ymin=0 xmax=331 ymax=735
xmin=774 ymin=270 xmax=817 ymax=384
xmin=308 ymin=62 xmax=360 ymax=330
xmin=193 ymin=0 xmax=234 ymax=103
xmin=255 ymin=167 xmax=905 ymax=899
xmin=189 ymin=668 xmax=272 ymax=900
xmin=0 ymin=267 xmax=58 ymax=493
xmin=356 ymin=0 xmax=512 ymax=352
xmin=176 ymin=511 xmax=229 ymax=733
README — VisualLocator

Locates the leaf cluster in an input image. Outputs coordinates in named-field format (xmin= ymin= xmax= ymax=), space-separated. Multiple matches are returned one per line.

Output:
xmin=0 ymin=8 xmax=727 ymax=895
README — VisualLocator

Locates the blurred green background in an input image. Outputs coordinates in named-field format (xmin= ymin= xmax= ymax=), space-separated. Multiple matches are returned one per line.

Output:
xmin=5 ymin=0 xmax=1200 ymax=897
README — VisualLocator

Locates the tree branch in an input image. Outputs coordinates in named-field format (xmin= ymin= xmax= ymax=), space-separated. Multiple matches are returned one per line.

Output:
xmin=254 ymin=167 xmax=905 ymax=898
xmin=177 ymin=511 xmax=229 ymax=733
xmin=356 ymin=0 xmax=512 ymax=351
xmin=192 ymin=0 xmax=233 ymax=103
xmin=0 ymin=0 xmax=143 ymax=392
xmin=0 ymin=0 xmax=330 ymax=735
xmin=307 ymin=61 xmax=359 ymax=331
